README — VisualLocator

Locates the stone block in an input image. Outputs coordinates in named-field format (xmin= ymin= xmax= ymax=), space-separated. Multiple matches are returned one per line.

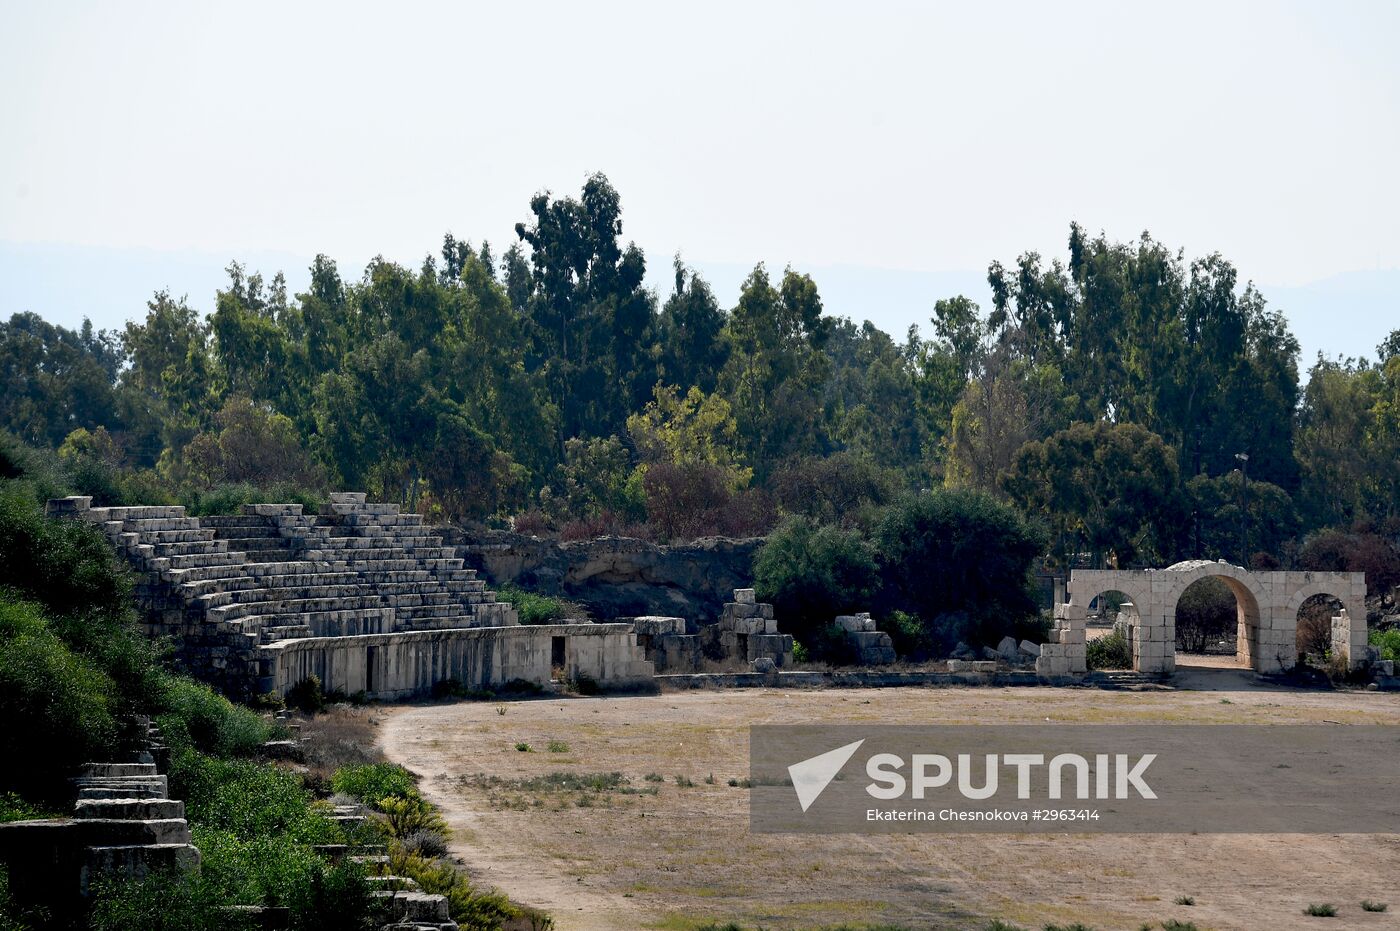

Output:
xmin=1019 ymin=640 xmax=1041 ymax=657
xmin=733 ymin=588 xmax=756 ymax=604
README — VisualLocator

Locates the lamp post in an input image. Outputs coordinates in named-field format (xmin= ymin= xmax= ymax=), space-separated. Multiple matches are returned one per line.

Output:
xmin=1235 ymin=452 xmax=1250 ymax=566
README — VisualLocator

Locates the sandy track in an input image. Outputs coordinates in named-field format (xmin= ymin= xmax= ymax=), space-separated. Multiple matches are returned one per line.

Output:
xmin=380 ymin=685 xmax=1400 ymax=931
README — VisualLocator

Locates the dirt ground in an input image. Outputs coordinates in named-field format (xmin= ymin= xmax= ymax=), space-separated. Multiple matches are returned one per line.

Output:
xmin=378 ymin=676 xmax=1400 ymax=931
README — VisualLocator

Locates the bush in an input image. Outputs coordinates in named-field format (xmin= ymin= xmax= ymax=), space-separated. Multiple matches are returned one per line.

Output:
xmin=872 ymin=490 xmax=1047 ymax=655
xmin=497 ymin=585 xmax=573 ymax=625
xmin=643 ymin=461 xmax=774 ymax=541
xmin=182 ymin=482 xmax=325 ymax=518
xmin=753 ymin=518 xmax=880 ymax=660
xmin=1300 ymin=529 xmax=1400 ymax=595
xmin=0 ymin=595 xmax=119 ymax=800
xmin=769 ymin=452 xmax=902 ymax=528
xmin=388 ymin=850 xmax=532 ymax=931
xmin=378 ymin=795 xmax=448 ymax=838
xmin=158 ymin=677 xmax=271 ymax=758
xmin=331 ymin=764 xmax=418 ymax=804
xmin=1303 ymin=903 xmax=1337 ymax=917
xmin=1087 ymin=628 xmax=1133 ymax=670
xmin=170 ymin=750 xmax=341 ymax=845
xmin=882 ymin=610 xmax=935 ymax=662
xmin=88 ymin=869 xmax=239 ymax=931
xmin=286 ymin=675 xmax=328 ymax=713
xmin=1371 ymin=628 xmax=1400 ymax=663
xmin=0 ymin=487 xmax=133 ymax=623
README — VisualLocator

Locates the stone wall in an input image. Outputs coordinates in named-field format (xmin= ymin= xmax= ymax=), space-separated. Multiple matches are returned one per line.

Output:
xmin=268 ymin=623 xmax=653 ymax=698
xmin=445 ymin=528 xmax=761 ymax=621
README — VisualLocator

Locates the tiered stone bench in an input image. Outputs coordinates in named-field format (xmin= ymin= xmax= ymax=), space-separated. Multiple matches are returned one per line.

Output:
xmin=47 ymin=493 xmax=652 ymax=699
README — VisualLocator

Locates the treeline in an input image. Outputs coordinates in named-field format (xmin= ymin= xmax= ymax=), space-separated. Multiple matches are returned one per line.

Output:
xmin=2 ymin=173 xmax=1399 ymax=571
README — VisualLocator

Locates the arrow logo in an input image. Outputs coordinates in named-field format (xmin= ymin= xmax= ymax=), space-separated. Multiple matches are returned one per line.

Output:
xmin=788 ymin=739 xmax=865 ymax=812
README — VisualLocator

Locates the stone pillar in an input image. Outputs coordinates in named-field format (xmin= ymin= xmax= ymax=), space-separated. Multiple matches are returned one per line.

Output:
xmin=1037 ymin=602 xmax=1087 ymax=676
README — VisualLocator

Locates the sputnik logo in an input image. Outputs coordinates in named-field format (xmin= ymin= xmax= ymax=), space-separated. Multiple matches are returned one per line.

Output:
xmin=788 ymin=739 xmax=865 ymax=812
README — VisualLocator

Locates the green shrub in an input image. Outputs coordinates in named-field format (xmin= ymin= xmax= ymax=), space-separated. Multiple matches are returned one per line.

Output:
xmin=0 ymin=487 xmax=132 ymax=623
xmin=872 ymin=490 xmax=1047 ymax=655
xmin=170 ymin=750 xmax=340 ymax=845
xmin=0 ymin=792 xmax=56 ymax=824
xmin=0 ymin=595 xmax=119 ymax=799
xmin=88 ymin=869 xmax=239 ymax=931
xmin=389 ymin=850 xmax=540 ymax=930
xmin=331 ymin=763 xmax=418 ymax=804
xmin=286 ymin=675 xmax=328 ymax=713
xmin=378 ymin=795 xmax=447 ymax=838
xmin=158 ymin=677 xmax=271 ymax=757
xmin=1371 ymin=628 xmax=1400 ymax=663
xmin=1087 ymin=629 xmax=1133 ymax=670
xmin=497 ymin=585 xmax=571 ymax=625
xmin=183 ymin=483 xmax=324 ymax=518
xmin=753 ymin=517 xmax=879 ymax=660
xmin=882 ymin=610 xmax=935 ymax=661
xmin=1361 ymin=900 xmax=1387 ymax=912
xmin=1303 ymin=903 xmax=1337 ymax=917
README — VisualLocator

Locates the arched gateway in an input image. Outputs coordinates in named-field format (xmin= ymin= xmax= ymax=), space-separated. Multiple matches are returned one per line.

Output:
xmin=1048 ymin=561 xmax=1367 ymax=675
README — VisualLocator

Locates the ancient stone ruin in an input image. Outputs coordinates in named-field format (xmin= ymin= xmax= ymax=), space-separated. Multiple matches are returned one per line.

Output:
xmin=47 ymin=493 xmax=653 ymax=700
xmin=834 ymin=613 xmax=896 ymax=665
xmin=1056 ymin=561 xmax=1369 ymax=675
xmin=704 ymin=589 xmax=794 ymax=668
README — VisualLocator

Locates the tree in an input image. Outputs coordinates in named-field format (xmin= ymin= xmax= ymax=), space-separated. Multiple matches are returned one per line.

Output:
xmin=513 ymin=173 xmax=656 ymax=446
xmin=626 ymin=385 xmax=749 ymax=490
xmin=176 ymin=397 xmax=325 ymax=491
xmin=1003 ymin=421 xmax=1183 ymax=567
xmin=118 ymin=291 xmax=218 ymax=466
xmin=1185 ymin=471 xmax=1298 ymax=563
xmin=656 ymin=257 xmax=728 ymax=394
xmin=872 ymin=489 xmax=1047 ymax=651
xmin=753 ymin=518 xmax=880 ymax=659
xmin=0 ymin=313 xmax=120 ymax=448
xmin=718 ymin=264 xmax=831 ymax=474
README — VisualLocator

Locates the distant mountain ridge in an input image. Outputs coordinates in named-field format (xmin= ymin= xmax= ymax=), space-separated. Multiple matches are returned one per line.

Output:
xmin=1 ymin=240 xmax=1394 ymax=367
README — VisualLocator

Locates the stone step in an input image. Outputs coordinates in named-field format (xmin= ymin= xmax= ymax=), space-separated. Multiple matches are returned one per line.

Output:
xmin=262 ymin=625 xmax=314 ymax=643
xmin=371 ymin=891 xmax=451 ymax=924
xmin=73 ymin=774 xmax=168 ymax=795
xmin=90 ymin=506 xmax=188 ymax=520
xmin=75 ymin=798 xmax=186 ymax=820
xmin=80 ymin=843 xmax=200 ymax=888
xmin=366 ymin=875 xmax=421 ymax=892
xmin=118 ymin=528 xmax=217 ymax=544
xmin=101 ymin=516 xmax=203 ymax=533
xmin=79 ymin=762 xmax=158 ymax=778
xmin=76 ymin=818 xmax=192 ymax=845
xmin=220 ymin=536 xmax=291 ymax=551
xmin=149 ymin=550 xmax=248 ymax=571
xmin=149 ymin=539 xmax=230 ymax=557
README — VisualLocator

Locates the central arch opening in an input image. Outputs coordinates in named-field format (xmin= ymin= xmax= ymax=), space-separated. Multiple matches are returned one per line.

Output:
xmin=1175 ymin=577 xmax=1239 ymax=667
xmin=1170 ymin=570 xmax=1267 ymax=672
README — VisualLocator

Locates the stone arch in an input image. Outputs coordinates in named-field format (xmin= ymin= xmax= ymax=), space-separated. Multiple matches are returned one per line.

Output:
xmin=1283 ymin=576 xmax=1367 ymax=665
xmin=1162 ymin=562 xmax=1272 ymax=671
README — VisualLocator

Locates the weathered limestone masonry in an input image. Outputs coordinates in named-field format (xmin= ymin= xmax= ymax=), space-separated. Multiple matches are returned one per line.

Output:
xmin=48 ymin=493 xmax=653 ymax=698
xmin=629 ymin=616 xmax=703 ymax=672
xmin=834 ymin=613 xmax=896 ymax=665
xmin=701 ymin=589 xmax=795 ymax=667
xmin=1058 ymin=560 xmax=1368 ymax=675
xmin=0 ymin=747 xmax=198 ymax=921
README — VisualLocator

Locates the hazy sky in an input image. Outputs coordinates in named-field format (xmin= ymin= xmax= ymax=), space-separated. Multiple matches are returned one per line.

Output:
xmin=2 ymin=1 xmax=1398 ymax=352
